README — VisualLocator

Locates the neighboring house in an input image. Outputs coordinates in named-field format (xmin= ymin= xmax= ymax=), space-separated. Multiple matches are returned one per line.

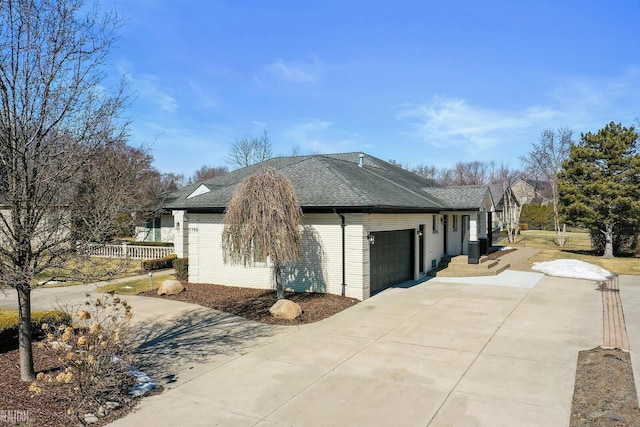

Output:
xmin=163 ymin=153 xmax=496 ymax=300
xmin=135 ymin=212 xmax=175 ymax=243
xmin=511 ymin=179 xmax=551 ymax=205
xmin=488 ymin=184 xmax=521 ymax=231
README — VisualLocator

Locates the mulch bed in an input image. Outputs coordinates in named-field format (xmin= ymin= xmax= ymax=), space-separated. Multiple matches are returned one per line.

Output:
xmin=571 ymin=347 xmax=640 ymax=426
xmin=486 ymin=247 xmax=517 ymax=259
xmin=0 ymin=345 xmax=134 ymax=427
xmin=138 ymin=283 xmax=360 ymax=325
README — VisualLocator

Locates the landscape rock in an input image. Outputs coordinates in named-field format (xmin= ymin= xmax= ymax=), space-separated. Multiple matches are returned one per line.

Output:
xmin=97 ymin=405 xmax=108 ymax=418
xmin=83 ymin=413 xmax=99 ymax=424
xmin=104 ymin=401 xmax=121 ymax=410
xmin=269 ymin=299 xmax=302 ymax=320
xmin=157 ymin=280 xmax=184 ymax=296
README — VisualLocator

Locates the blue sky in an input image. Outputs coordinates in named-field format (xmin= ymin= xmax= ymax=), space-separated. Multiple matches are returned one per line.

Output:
xmin=103 ymin=0 xmax=640 ymax=176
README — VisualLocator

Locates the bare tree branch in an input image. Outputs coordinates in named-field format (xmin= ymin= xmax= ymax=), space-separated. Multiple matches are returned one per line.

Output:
xmin=520 ymin=128 xmax=573 ymax=245
xmin=227 ymin=129 xmax=272 ymax=169
xmin=0 ymin=0 xmax=129 ymax=381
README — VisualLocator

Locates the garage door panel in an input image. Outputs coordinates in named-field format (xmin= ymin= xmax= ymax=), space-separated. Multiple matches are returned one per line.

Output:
xmin=369 ymin=229 xmax=414 ymax=294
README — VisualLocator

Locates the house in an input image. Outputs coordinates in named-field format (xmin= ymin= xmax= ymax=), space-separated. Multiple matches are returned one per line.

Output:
xmin=163 ymin=153 xmax=496 ymax=300
xmin=135 ymin=212 xmax=175 ymax=243
xmin=488 ymin=184 xmax=521 ymax=231
xmin=511 ymin=178 xmax=551 ymax=205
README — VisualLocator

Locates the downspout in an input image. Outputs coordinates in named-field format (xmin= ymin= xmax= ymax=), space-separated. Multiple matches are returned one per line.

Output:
xmin=333 ymin=209 xmax=347 ymax=297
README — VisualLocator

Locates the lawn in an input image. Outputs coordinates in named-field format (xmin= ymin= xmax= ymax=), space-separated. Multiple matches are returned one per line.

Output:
xmin=34 ymin=257 xmax=144 ymax=288
xmin=96 ymin=272 xmax=176 ymax=295
xmin=498 ymin=229 xmax=640 ymax=275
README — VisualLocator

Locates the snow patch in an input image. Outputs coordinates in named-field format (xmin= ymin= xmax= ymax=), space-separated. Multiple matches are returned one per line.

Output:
xmin=531 ymin=259 xmax=614 ymax=282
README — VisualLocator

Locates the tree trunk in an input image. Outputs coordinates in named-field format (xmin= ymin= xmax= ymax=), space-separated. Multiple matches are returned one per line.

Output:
xmin=552 ymin=195 xmax=565 ymax=247
xmin=273 ymin=262 xmax=285 ymax=300
xmin=603 ymin=225 xmax=614 ymax=258
xmin=17 ymin=286 xmax=35 ymax=381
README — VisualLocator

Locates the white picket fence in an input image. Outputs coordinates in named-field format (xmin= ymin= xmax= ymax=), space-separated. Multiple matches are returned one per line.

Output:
xmin=81 ymin=243 xmax=175 ymax=260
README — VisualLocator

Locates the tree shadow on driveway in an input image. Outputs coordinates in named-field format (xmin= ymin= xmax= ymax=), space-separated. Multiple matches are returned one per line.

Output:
xmin=132 ymin=307 xmax=292 ymax=386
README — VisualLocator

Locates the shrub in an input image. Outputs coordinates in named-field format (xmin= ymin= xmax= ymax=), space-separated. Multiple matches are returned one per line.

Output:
xmin=519 ymin=204 xmax=553 ymax=230
xmin=130 ymin=241 xmax=174 ymax=248
xmin=0 ymin=309 xmax=71 ymax=350
xmin=172 ymin=257 xmax=188 ymax=281
xmin=142 ymin=254 xmax=177 ymax=271
xmin=34 ymin=294 xmax=136 ymax=423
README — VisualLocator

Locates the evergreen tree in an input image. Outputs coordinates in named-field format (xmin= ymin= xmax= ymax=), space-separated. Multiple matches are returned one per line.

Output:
xmin=558 ymin=122 xmax=640 ymax=257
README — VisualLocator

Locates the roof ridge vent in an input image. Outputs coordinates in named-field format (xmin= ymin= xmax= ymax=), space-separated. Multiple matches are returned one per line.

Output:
xmin=358 ymin=153 xmax=364 ymax=168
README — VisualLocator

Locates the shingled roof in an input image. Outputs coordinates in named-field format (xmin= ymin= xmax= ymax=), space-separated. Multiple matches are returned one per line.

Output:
xmin=163 ymin=153 xmax=490 ymax=213
xmin=424 ymin=186 xmax=492 ymax=210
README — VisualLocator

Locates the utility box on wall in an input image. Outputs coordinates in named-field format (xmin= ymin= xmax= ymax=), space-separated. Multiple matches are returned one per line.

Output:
xmin=468 ymin=241 xmax=480 ymax=264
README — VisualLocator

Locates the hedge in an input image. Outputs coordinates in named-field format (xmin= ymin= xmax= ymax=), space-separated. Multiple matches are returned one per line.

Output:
xmin=172 ymin=257 xmax=188 ymax=281
xmin=142 ymin=254 xmax=178 ymax=271
xmin=0 ymin=309 xmax=72 ymax=349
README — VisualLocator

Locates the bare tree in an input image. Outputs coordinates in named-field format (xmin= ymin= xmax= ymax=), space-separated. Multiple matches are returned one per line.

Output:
xmin=72 ymin=141 xmax=161 ymax=241
xmin=0 ymin=0 xmax=127 ymax=381
xmin=488 ymin=161 xmax=520 ymax=186
xmin=228 ymin=130 xmax=273 ymax=169
xmin=489 ymin=163 xmax=521 ymax=243
xmin=436 ymin=161 xmax=491 ymax=185
xmin=159 ymin=173 xmax=186 ymax=192
xmin=411 ymin=164 xmax=439 ymax=180
xmin=190 ymin=165 xmax=229 ymax=183
xmin=520 ymin=128 xmax=573 ymax=246
xmin=222 ymin=167 xmax=302 ymax=300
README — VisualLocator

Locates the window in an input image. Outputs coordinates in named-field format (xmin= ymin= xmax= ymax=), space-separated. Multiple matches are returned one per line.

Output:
xmin=452 ymin=215 xmax=458 ymax=231
xmin=432 ymin=215 xmax=438 ymax=233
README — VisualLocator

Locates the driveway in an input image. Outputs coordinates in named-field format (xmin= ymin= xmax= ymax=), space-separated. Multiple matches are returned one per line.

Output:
xmin=108 ymin=268 xmax=604 ymax=426
xmin=0 ymin=260 xmax=611 ymax=426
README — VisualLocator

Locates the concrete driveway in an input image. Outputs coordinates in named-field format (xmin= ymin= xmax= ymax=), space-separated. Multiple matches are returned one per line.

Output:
xmin=107 ymin=269 xmax=604 ymax=427
xmin=0 ymin=259 xmax=612 ymax=426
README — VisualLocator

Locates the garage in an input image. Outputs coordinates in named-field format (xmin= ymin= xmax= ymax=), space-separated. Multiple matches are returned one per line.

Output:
xmin=369 ymin=229 xmax=414 ymax=294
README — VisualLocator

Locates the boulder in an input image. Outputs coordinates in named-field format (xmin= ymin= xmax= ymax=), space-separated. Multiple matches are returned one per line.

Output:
xmin=83 ymin=413 xmax=99 ymax=424
xmin=157 ymin=280 xmax=184 ymax=296
xmin=269 ymin=299 xmax=302 ymax=320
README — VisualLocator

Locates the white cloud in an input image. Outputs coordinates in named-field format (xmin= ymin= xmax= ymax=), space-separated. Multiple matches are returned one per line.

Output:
xmin=397 ymin=97 xmax=558 ymax=155
xmin=186 ymin=79 xmax=219 ymax=110
xmin=282 ymin=119 xmax=361 ymax=153
xmin=119 ymin=67 xmax=179 ymax=113
xmin=267 ymin=57 xmax=323 ymax=83
xmin=549 ymin=67 xmax=640 ymax=129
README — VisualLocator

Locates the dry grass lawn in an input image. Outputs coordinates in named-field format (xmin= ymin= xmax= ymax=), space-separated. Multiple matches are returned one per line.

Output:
xmin=499 ymin=230 xmax=640 ymax=275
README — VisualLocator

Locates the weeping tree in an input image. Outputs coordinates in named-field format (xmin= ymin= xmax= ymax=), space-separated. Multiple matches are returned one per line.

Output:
xmin=0 ymin=0 xmax=129 ymax=381
xmin=222 ymin=167 xmax=302 ymax=300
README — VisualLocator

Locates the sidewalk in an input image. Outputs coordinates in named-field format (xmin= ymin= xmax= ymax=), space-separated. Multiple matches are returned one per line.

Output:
xmin=0 ymin=270 xmax=177 ymax=312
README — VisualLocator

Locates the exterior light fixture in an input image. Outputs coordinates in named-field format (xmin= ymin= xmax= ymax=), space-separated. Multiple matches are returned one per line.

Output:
xmin=416 ymin=230 xmax=423 ymax=237
xmin=367 ymin=233 xmax=375 ymax=245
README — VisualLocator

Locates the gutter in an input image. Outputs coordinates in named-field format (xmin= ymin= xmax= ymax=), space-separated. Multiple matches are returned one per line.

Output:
xmin=333 ymin=209 xmax=347 ymax=297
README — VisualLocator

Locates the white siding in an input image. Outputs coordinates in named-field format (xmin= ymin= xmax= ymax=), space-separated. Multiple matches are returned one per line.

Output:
xmin=183 ymin=211 xmax=450 ymax=300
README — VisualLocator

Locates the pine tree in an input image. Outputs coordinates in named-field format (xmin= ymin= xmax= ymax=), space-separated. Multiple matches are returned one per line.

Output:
xmin=558 ymin=122 xmax=640 ymax=257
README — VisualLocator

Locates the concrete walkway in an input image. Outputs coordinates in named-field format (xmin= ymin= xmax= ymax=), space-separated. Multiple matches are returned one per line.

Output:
xmin=108 ymin=252 xmax=605 ymax=426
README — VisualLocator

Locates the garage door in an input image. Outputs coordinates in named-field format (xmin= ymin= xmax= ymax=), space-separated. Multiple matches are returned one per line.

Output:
xmin=369 ymin=229 xmax=414 ymax=294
